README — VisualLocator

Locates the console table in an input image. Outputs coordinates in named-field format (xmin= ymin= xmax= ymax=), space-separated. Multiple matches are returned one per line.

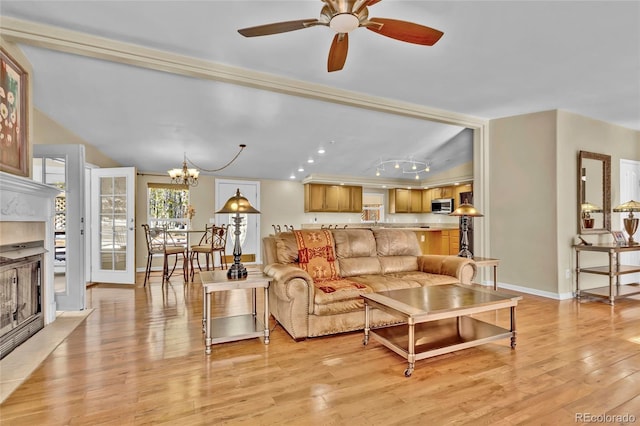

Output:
xmin=573 ymin=243 xmax=640 ymax=305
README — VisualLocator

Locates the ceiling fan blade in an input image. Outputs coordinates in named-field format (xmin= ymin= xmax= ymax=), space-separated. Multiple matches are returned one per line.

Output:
xmin=238 ymin=19 xmax=319 ymax=37
xmin=327 ymin=33 xmax=349 ymax=72
xmin=366 ymin=17 xmax=444 ymax=46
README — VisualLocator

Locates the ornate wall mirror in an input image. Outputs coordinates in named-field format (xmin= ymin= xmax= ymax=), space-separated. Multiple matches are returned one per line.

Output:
xmin=577 ymin=150 xmax=611 ymax=234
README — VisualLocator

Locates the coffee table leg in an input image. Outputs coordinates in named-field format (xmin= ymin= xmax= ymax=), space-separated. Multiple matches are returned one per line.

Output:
xmin=363 ymin=301 xmax=370 ymax=346
xmin=405 ymin=319 xmax=415 ymax=377
xmin=510 ymin=306 xmax=517 ymax=349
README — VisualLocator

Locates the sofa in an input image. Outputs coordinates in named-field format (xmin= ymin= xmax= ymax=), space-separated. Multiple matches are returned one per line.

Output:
xmin=262 ymin=228 xmax=476 ymax=340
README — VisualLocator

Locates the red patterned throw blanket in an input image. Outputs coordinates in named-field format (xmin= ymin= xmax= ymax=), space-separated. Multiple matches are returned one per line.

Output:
xmin=293 ymin=230 xmax=366 ymax=294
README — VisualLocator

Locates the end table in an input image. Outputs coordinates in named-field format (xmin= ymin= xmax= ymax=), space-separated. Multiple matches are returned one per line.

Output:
xmin=200 ymin=269 xmax=270 ymax=354
xmin=472 ymin=257 xmax=500 ymax=290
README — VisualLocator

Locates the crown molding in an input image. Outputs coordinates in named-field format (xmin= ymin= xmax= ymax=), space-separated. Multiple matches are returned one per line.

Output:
xmin=0 ymin=16 xmax=487 ymax=129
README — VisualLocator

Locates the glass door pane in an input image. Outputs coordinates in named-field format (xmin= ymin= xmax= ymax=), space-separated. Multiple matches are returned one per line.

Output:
xmin=99 ymin=176 xmax=127 ymax=271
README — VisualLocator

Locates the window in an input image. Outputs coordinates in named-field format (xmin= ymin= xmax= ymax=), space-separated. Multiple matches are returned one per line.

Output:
xmin=147 ymin=183 xmax=189 ymax=229
xmin=361 ymin=192 xmax=385 ymax=223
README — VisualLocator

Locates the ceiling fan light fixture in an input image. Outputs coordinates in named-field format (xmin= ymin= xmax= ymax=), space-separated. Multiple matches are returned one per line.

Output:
xmin=329 ymin=13 xmax=359 ymax=33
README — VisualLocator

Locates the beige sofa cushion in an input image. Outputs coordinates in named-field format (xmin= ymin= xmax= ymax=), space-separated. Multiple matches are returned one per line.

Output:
xmin=332 ymin=229 xmax=377 ymax=258
xmin=379 ymin=256 xmax=419 ymax=274
xmin=275 ymin=232 xmax=298 ymax=264
xmin=373 ymin=229 xmax=421 ymax=256
xmin=332 ymin=229 xmax=381 ymax=277
xmin=338 ymin=257 xmax=382 ymax=277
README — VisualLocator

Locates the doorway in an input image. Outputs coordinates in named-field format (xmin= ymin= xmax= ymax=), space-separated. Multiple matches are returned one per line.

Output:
xmin=33 ymin=144 xmax=86 ymax=311
xmin=215 ymin=179 xmax=261 ymax=265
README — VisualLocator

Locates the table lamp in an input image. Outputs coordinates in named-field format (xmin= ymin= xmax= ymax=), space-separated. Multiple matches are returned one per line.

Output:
xmin=449 ymin=203 xmax=484 ymax=258
xmin=216 ymin=188 xmax=260 ymax=279
xmin=581 ymin=202 xmax=602 ymax=229
xmin=613 ymin=200 xmax=640 ymax=245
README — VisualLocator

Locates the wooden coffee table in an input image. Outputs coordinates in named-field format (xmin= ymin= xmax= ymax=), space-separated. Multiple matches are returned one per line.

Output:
xmin=362 ymin=284 xmax=522 ymax=376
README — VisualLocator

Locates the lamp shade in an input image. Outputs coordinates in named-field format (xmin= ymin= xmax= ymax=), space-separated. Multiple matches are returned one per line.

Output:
xmin=216 ymin=189 xmax=260 ymax=214
xmin=449 ymin=203 xmax=484 ymax=217
xmin=613 ymin=200 xmax=640 ymax=212
xmin=581 ymin=202 xmax=603 ymax=213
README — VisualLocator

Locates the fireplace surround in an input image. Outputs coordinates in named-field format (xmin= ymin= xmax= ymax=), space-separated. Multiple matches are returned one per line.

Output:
xmin=0 ymin=171 xmax=60 ymax=354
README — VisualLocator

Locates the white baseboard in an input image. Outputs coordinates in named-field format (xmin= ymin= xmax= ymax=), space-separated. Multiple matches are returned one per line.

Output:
xmin=487 ymin=281 xmax=574 ymax=300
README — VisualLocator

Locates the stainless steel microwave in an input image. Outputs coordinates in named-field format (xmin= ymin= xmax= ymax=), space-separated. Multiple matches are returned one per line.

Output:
xmin=431 ymin=198 xmax=454 ymax=214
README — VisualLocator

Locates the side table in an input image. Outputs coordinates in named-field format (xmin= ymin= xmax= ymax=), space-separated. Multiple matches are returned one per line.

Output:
xmin=472 ymin=257 xmax=500 ymax=290
xmin=200 ymin=269 xmax=270 ymax=354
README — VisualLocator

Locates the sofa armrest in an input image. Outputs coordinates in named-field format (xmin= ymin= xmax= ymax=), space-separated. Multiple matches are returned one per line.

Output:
xmin=263 ymin=263 xmax=315 ymax=314
xmin=263 ymin=263 xmax=315 ymax=340
xmin=417 ymin=255 xmax=477 ymax=285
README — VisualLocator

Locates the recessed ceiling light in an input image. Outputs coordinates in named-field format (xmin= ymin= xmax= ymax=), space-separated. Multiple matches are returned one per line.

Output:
xmin=307 ymin=158 xmax=314 ymax=164
xmin=290 ymin=174 xmax=296 ymax=179
xmin=318 ymin=148 xmax=325 ymax=154
xmin=298 ymin=167 xmax=304 ymax=172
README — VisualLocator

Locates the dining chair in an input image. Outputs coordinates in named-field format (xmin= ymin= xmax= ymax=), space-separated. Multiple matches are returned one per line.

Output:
xmin=142 ymin=224 xmax=187 ymax=286
xmin=189 ymin=225 xmax=228 ymax=280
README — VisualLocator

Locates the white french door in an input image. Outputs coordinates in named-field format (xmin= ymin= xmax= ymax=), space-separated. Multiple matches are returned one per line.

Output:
xmin=33 ymin=144 xmax=86 ymax=311
xmin=620 ymin=159 xmax=640 ymax=284
xmin=215 ymin=179 xmax=261 ymax=264
xmin=90 ymin=167 xmax=136 ymax=284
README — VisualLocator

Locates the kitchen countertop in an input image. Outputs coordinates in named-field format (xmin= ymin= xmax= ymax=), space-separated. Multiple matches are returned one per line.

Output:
xmin=300 ymin=223 xmax=459 ymax=231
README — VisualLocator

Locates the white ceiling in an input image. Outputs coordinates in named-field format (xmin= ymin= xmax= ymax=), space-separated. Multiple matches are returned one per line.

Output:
xmin=1 ymin=1 xmax=638 ymax=184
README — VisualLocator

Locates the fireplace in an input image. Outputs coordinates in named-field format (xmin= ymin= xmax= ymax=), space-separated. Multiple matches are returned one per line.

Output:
xmin=1 ymin=171 xmax=60 ymax=356
xmin=0 ymin=241 xmax=45 ymax=359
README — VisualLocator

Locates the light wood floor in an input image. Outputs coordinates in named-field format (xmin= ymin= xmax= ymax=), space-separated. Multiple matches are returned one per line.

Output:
xmin=2 ymin=272 xmax=640 ymax=425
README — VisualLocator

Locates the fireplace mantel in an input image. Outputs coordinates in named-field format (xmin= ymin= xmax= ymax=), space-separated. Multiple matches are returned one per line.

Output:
xmin=0 ymin=171 xmax=60 ymax=324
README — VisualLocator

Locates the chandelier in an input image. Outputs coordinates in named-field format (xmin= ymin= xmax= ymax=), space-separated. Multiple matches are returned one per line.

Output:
xmin=375 ymin=158 xmax=432 ymax=180
xmin=168 ymin=153 xmax=200 ymax=186
xmin=167 ymin=144 xmax=247 ymax=187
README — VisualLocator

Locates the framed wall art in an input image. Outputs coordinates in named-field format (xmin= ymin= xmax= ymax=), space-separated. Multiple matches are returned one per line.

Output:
xmin=612 ymin=230 xmax=627 ymax=246
xmin=0 ymin=47 xmax=28 ymax=177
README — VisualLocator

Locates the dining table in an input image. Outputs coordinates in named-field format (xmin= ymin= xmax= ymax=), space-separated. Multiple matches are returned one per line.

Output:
xmin=167 ymin=227 xmax=206 ymax=282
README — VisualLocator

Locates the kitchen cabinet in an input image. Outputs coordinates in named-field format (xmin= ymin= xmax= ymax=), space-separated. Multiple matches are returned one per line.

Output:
xmin=389 ymin=189 xmax=423 ymax=213
xmin=416 ymin=229 xmax=460 ymax=255
xmin=443 ymin=229 xmax=460 ymax=255
xmin=304 ymin=184 xmax=363 ymax=213
xmin=390 ymin=183 xmax=473 ymax=214
xmin=421 ymin=190 xmax=433 ymax=213
xmin=414 ymin=230 xmax=443 ymax=255
xmin=430 ymin=186 xmax=453 ymax=200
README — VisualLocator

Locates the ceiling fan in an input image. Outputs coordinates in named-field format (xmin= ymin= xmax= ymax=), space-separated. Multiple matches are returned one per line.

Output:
xmin=237 ymin=0 xmax=444 ymax=72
